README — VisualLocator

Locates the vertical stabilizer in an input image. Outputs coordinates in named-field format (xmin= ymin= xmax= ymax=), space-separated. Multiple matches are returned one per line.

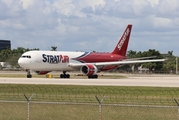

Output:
xmin=112 ymin=24 xmax=132 ymax=56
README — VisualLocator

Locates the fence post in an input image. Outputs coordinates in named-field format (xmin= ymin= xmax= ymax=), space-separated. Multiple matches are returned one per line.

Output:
xmin=174 ymin=98 xmax=179 ymax=120
xmin=24 ymin=94 xmax=34 ymax=120
xmin=95 ymin=96 xmax=105 ymax=120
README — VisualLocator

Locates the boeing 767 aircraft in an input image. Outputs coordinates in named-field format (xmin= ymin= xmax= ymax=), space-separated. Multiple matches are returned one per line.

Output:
xmin=18 ymin=24 xmax=165 ymax=78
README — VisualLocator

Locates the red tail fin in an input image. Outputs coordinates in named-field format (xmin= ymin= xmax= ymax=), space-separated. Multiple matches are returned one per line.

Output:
xmin=112 ymin=24 xmax=132 ymax=56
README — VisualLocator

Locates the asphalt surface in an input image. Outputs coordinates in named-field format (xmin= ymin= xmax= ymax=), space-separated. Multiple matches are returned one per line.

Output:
xmin=0 ymin=76 xmax=179 ymax=87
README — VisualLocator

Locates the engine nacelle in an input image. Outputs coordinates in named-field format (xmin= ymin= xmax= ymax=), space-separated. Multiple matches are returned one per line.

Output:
xmin=81 ymin=64 xmax=98 ymax=76
xmin=34 ymin=71 xmax=51 ymax=75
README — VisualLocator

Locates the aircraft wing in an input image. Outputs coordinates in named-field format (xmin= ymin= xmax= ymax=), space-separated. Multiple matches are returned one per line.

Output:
xmin=68 ymin=59 xmax=165 ymax=68
xmin=125 ymin=56 xmax=157 ymax=61
xmin=94 ymin=59 xmax=165 ymax=66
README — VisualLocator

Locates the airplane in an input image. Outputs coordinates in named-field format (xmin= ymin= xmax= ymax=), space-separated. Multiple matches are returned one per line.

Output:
xmin=18 ymin=24 xmax=165 ymax=79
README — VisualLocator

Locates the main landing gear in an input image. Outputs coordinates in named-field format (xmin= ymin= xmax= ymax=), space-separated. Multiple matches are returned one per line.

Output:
xmin=26 ymin=69 xmax=32 ymax=78
xmin=88 ymin=74 xmax=98 ymax=79
xmin=60 ymin=71 xmax=70 ymax=78
xmin=59 ymin=72 xmax=98 ymax=79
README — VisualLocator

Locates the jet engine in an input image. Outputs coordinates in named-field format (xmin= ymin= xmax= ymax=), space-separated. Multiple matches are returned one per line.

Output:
xmin=81 ymin=64 xmax=98 ymax=76
xmin=34 ymin=71 xmax=51 ymax=75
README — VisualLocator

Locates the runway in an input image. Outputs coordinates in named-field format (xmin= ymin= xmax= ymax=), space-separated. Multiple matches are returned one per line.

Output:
xmin=0 ymin=76 xmax=179 ymax=87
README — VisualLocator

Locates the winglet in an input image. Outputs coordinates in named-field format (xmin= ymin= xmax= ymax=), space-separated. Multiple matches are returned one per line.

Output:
xmin=112 ymin=24 xmax=132 ymax=56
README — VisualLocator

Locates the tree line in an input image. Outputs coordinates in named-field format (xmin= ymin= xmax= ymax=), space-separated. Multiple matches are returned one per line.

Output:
xmin=0 ymin=47 xmax=39 ymax=68
xmin=0 ymin=47 xmax=178 ymax=73
xmin=122 ymin=49 xmax=178 ymax=73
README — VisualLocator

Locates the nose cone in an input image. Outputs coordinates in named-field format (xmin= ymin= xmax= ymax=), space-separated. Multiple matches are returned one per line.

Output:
xmin=18 ymin=57 xmax=24 ymax=67
xmin=18 ymin=57 xmax=29 ymax=68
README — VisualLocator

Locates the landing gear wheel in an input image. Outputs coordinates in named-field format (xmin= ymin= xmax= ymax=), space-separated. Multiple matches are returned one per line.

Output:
xmin=60 ymin=71 xmax=70 ymax=78
xmin=60 ymin=74 xmax=64 ymax=78
xmin=27 ymin=74 xmax=32 ymax=78
xmin=88 ymin=74 xmax=98 ymax=79
xmin=26 ymin=69 xmax=32 ymax=78
xmin=66 ymin=74 xmax=70 ymax=78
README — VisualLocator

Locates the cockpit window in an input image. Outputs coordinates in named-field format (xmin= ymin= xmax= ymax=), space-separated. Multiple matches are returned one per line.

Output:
xmin=21 ymin=55 xmax=31 ymax=58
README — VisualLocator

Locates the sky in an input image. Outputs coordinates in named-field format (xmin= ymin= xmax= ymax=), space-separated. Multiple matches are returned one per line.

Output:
xmin=0 ymin=0 xmax=179 ymax=55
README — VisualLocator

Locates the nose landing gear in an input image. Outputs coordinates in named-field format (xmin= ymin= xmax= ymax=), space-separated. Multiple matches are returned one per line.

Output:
xmin=26 ymin=69 xmax=32 ymax=78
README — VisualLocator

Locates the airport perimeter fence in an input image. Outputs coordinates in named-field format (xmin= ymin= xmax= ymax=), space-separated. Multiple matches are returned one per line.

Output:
xmin=1 ymin=85 xmax=179 ymax=119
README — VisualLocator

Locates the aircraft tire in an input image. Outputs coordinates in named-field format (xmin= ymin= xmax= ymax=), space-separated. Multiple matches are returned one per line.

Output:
xmin=60 ymin=74 xmax=70 ymax=78
xmin=88 ymin=75 xmax=98 ymax=79
xmin=60 ymin=74 xmax=64 ymax=78
xmin=66 ymin=74 xmax=70 ymax=78
xmin=94 ymin=75 xmax=98 ymax=79
xmin=27 ymin=74 xmax=32 ymax=78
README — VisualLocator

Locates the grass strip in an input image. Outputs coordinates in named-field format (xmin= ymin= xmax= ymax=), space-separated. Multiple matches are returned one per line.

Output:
xmin=0 ymin=84 xmax=179 ymax=105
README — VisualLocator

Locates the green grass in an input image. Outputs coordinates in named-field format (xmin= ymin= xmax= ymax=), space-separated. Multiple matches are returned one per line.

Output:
xmin=0 ymin=84 xmax=179 ymax=119
xmin=0 ymin=102 xmax=177 ymax=120
xmin=0 ymin=84 xmax=179 ymax=105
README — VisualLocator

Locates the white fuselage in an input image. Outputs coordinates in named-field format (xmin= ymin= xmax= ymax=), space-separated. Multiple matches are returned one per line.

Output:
xmin=18 ymin=51 xmax=86 ymax=71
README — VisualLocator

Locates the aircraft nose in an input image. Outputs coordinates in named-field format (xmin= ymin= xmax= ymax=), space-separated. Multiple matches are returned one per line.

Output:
xmin=18 ymin=58 xmax=24 ymax=67
xmin=18 ymin=58 xmax=29 ymax=68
